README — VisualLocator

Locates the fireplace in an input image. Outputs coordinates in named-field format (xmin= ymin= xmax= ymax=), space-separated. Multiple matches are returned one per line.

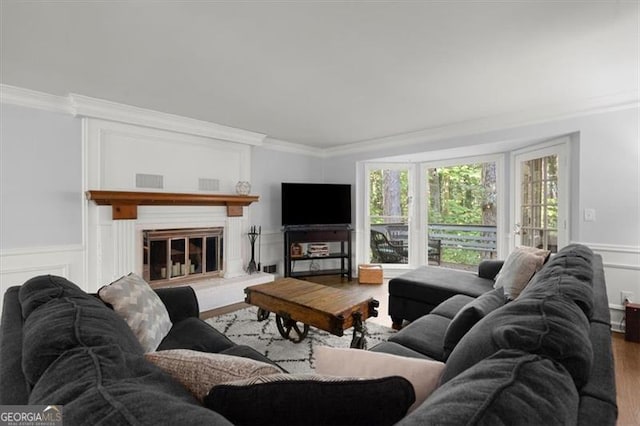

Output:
xmin=83 ymin=117 xmax=274 ymax=309
xmin=143 ymin=227 xmax=224 ymax=285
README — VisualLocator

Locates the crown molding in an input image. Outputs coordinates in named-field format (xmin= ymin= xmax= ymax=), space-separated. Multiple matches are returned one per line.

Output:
xmin=3 ymin=84 xmax=637 ymax=156
xmin=0 ymin=84 xmax=266 ymax=146
xmin=261 ymin=137 xmax=326 ymax=158
xmin=69 ymin=94 xmax=266 ymax=146
xmin=0 ymin=84 xmax=71 ymax=114
xmin=324 ymin=90 xmax=640 ymax=158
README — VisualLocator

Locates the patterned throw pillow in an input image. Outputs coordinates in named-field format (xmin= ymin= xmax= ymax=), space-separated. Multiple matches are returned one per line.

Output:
xmin=98 ymin=273 xmax=172 ymax=352
xmin=145 ymin=349 xmax=281 ymax=401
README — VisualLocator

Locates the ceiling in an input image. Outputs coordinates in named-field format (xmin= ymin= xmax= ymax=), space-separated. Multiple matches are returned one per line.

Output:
xmin=1 ymin=1 xmax=638 ymax=149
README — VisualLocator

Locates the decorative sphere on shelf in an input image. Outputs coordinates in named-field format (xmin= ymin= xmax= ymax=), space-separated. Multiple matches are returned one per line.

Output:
xmin=236 ymin=181 xmax=251 ymax=195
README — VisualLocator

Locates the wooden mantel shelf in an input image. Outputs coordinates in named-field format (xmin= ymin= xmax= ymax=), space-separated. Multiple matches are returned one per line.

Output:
xmin=86 ymin=190 xmax=259 ymax=220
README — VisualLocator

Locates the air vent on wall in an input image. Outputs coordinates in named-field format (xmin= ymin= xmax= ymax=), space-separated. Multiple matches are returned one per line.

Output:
xmin=136 ymin=174 xmax=164 ymax=189
xmin=199 ymin=178 xmax=220 ymax=192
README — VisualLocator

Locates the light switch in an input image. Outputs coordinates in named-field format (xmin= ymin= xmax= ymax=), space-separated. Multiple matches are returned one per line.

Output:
xmin=584 ymin=208 xmax=596 ymax=222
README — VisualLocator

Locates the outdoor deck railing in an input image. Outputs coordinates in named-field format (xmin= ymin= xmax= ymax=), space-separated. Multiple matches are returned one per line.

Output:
xmin=371 ymin=222 xmax=497 ymax=254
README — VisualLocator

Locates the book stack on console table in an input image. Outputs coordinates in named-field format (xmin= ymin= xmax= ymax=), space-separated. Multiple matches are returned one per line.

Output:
xmin=308 ymin=243 xmax=330 ymax=257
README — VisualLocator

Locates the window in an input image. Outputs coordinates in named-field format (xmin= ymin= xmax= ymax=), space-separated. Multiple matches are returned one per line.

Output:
xmin=423 ymin=158 xmax=500 ymax=270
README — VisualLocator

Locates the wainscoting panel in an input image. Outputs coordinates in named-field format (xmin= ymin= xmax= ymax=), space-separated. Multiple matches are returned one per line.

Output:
xmin=0 ymin=245 xmax=85 ymax=317
xmin=582 ymin=242 xmax=640 ymax=333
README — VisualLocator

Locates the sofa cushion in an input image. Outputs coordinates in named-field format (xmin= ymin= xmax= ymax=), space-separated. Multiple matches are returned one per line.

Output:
xmin=205 ymin=374 xmax=415 ymax=426
xmin=430 ymin=294 xmax=475 ymax=318
xmin=98 ymin=273 xmax=173 ymax=352
xmin=441 ymin=295 xmax=592 ymax=388
xmin=315 ymin=346 xmax=444 ymax=412
xmin=389 ymin=313 xmax=451 ymax=361
xmin=493 ymin=246 xmax=549 ymax=300
xmin=158 ymin=317 xmax=236 ymax=353
xmin=520 ymin=243 xmax=594 ymax=318
xmin=443 ymin=288 xmax=505 ymax=359
xmin=22 ymin=294 xmax=142 ymax=386
xmin=145 ymin=349 xmax=281 ymax=401
xmin=29 ymin=345 xmax=232 ymax=425
xmin=397 ymin=350 xmax=579 ymax=426
xmin=389 ymin=267 xmax=495 ymax=304
xmin=19 ymin=275 xmax=91 ymax=319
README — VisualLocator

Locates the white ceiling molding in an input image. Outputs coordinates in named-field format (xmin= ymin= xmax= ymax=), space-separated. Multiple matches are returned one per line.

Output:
xmin=3 ymin=83 xmax=637 ymax=158
xmin=69 ymin=94 xmax=266 ymax=146
xmin=0 ymin=84 xmax=266 ymax=146
xmin=0 ymin=84 xmax=71 ymax=114
xmin=324 ymin=90 xmax=640 ymax=158
xmin=261 ymin=137 xmax=325 ymax=158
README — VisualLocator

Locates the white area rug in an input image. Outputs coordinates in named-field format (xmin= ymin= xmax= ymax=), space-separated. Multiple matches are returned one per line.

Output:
xmin=206 ymin=307 xmax=396 ymax=374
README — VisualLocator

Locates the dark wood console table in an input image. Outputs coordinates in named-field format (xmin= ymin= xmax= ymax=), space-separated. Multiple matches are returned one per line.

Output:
xmin=283 ymin=226 xmax=352 ymax=280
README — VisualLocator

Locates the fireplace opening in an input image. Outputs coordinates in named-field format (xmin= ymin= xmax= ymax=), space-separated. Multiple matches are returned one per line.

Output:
xmin=143 ymin=227 xmax=224 ymax=285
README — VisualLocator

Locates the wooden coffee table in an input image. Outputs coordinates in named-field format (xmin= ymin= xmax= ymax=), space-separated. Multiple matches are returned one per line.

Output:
xmin=244 ymin=278 xmax=379 ymax=348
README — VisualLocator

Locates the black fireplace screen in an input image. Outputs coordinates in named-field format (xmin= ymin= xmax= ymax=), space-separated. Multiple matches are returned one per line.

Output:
xmin=143 ymin=228 xmax=223 ymax=283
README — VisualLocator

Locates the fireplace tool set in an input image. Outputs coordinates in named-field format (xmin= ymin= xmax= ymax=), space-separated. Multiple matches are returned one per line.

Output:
xmin=247 ymin=225 xmax=261 ymax=274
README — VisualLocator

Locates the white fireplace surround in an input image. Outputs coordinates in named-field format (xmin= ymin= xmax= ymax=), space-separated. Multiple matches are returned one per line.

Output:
xmin=84 ymin=118 xmax=273 ymax=311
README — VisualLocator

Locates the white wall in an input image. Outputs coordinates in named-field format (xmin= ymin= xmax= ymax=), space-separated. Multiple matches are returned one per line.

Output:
xmin=0 ymin=104 xmax=85 ymax=308
xmin=0 ymin=104 xmax=82 ymax=249
xmin=251 ymin=145 xmax=324 ymax=274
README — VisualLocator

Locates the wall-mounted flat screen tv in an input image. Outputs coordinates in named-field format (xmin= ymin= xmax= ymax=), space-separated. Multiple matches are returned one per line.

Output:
xmin=281 ymin=182 xmax=351 ymax=226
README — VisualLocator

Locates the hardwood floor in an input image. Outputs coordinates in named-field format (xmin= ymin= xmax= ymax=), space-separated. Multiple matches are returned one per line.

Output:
xmin=202 ymin=275 xmax=640 ymax=425
xmin=612 ymin=332 xmax=640 ymax=426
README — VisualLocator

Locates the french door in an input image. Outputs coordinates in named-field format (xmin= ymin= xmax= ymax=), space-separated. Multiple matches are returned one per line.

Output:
xmin=513 ymin=140 xmax=569 ymax=253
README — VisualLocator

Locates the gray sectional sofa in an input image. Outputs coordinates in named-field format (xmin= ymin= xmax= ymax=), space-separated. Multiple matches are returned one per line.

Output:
xmin=372 ymin=243 xmax=617 ymax=425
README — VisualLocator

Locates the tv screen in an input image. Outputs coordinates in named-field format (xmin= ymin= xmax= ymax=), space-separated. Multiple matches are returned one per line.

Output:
xmin=281 ymin=183 xmax=351 ymax=226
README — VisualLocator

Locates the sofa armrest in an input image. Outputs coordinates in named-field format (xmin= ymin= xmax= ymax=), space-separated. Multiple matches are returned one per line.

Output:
xmin=0 ymin=286 xmax=30 ymax=405
xmin=154 ymin=286 xmax=200 ymax=324
xmin=477 ymin=260 xmax=504 ymax=280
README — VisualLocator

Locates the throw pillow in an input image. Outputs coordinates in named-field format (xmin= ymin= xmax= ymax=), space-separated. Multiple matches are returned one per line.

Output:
xmin=442 ymin=287 xmax=505 ymax=360
xmin=493 ymin=246 xmax=550 ymax=300
xmin=205 ymin=374 xmax=415 ymax=426
xmin=98 ymin=273 xmax=172 ymax=352
xmin=145 ymin=349 xmax=281 ymax=401
xmin=314 ymin=346 xmax=444 ymax=412
xmin=396 ymin=350 xmax=579 ymax=426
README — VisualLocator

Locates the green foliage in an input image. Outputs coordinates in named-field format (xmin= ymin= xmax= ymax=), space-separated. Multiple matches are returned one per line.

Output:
xmin=441 ymin=248 xmax=481 ymax=266
xmin=428 ymin=164 xmax=487 ymax=225
xmin=368 ymin=169 xmax=409 ymax=220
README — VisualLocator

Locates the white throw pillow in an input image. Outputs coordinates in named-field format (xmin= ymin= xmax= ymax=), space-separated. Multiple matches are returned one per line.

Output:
xmin=314 ymin=346 xmax=445 ymax=412
xmin=493 ymin=246 xmax=550 ymax=300
xmin=98 ymin=273 xmax=172 ymax=352
xmin=145 ymin=349 xmax=281 ymax=401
